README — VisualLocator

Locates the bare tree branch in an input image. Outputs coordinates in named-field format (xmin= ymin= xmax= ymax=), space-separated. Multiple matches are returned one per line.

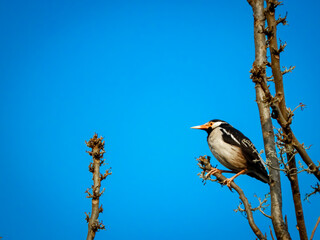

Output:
xmin=270 ymin=226 xmax=275 ymax=240
xmin=304 ymin=183 xmax=320 ymax=201
xmin=248 ymin=1 xmax=291 ymax=239
xmin=265 ymin=0 xmax=283 ymax=12
xmin=310 ymin=216 xmax=320 ymax=240
xmin=276 ymin=13 xmax=288 ymax=26
xmin=265 ymin=1 xmax=308 ymax=239
xmin=85 ymin=134 xmax=112 ymax=240
xmin=254 ymin=73 xmax=320 ymax=181
xmin=252 ymin=195 xmax=272 ymax=219
xmin=281 ymin=66 xmax=295 ymax=76
xmin=197 ymin=156 xmax=267 ymax=240
xmin=291 ymin=102 xmax=306 ymax=113
xmin=235 ymin=194 xmax=272 ymax=219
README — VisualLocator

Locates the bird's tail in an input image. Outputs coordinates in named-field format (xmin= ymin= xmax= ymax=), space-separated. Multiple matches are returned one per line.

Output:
xmin=248 ymin=171 xmax=269 ymax=184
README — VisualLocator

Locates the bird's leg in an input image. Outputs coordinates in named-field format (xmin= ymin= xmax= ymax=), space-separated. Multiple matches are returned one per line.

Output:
xmin=205 ymin=167 xmax=221 ymax=179
xmin=205 ymin=167 xmax=234 ymax=179
xmin=223 ymin=169 xmax=248 ymax=190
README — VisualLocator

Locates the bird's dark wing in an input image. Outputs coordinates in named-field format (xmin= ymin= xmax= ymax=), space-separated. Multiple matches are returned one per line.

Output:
xmin=220 ymin=126 xmax=269 ymax=183
xmin=220 ymin=127 xmax=243 ymax=147
xmin=220 ymin=126 xmax=258 ymax=157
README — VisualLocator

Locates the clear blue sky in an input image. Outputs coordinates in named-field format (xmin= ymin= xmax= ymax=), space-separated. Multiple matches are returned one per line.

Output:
xmin=1 ymin=0 xmax=319 ymax=239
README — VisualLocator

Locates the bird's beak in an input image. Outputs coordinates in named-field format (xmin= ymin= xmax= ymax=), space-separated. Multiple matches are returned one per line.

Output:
xmin=190 ymin=123 xmax=210 ymax=130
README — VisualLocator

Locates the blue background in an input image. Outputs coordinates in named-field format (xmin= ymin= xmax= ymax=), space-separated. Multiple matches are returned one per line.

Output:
xmin=1 ymin=0 xmax=319 ymax=239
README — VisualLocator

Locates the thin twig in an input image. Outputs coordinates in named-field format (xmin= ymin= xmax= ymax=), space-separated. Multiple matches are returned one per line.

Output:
xmin=304 ymin=183 xmax=320 ymax=201
xmin=252 ymin=195 xmax=272 ymax=219
xmin=270 ymin=225 xmax=275 ymax=240
xmin=310 ymin=216 xmax=320 ymax=240
xmin=281 ymin=66 xmax=296 ymax=76
xmin=291 ymin=102 xmax=306 ymax=113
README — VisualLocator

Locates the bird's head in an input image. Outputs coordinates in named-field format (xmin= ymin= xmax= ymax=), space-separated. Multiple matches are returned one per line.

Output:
xmin=191 ymin=119 xmax=228 ymax=133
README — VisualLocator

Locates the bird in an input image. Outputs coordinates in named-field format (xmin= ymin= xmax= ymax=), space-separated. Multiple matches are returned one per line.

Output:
xmin=191 ymin=119 xmax=269 ymax=187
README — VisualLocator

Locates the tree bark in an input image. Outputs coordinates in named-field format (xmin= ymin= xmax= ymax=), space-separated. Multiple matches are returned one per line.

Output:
xmin=265 ymin=1 xmax=308 ymax=239
xmin=247 ymin=0 xmax=291 ymax=239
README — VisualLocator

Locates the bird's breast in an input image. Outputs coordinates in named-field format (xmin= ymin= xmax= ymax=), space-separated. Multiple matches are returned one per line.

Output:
xmin=208 ymin=129 xmax=247 ymax=171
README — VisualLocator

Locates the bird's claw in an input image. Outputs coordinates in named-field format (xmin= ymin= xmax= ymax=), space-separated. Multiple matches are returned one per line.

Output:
xmin=223 ymin=178 xmax=234 ymax=191
xmin=205 ymin=167 xmax=222 ymax=179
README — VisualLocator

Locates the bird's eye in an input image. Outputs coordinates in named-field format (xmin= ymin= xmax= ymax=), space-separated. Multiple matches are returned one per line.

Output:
xmin=209 ymin=122 xmax=213 ymax=127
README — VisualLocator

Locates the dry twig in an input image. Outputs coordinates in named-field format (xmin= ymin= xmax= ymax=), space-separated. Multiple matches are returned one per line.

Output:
xmin=85 ymin=134 xmax=112 ymax=240
xmin=310 ymin=216 xmax=320 ymax=240
xmin=304 ymin=183 xmax=320 ymax=201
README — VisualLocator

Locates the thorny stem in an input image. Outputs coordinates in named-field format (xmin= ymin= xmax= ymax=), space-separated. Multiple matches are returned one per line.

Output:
xmin=85 ymin=134 xmax=112 ymax=240
xmin=197 ymin=156 xmax=267 ymax=240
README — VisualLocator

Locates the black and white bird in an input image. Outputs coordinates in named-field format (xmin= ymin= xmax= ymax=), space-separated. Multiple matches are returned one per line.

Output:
xmin=191 ymin=119 xmax=269 ymax=187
